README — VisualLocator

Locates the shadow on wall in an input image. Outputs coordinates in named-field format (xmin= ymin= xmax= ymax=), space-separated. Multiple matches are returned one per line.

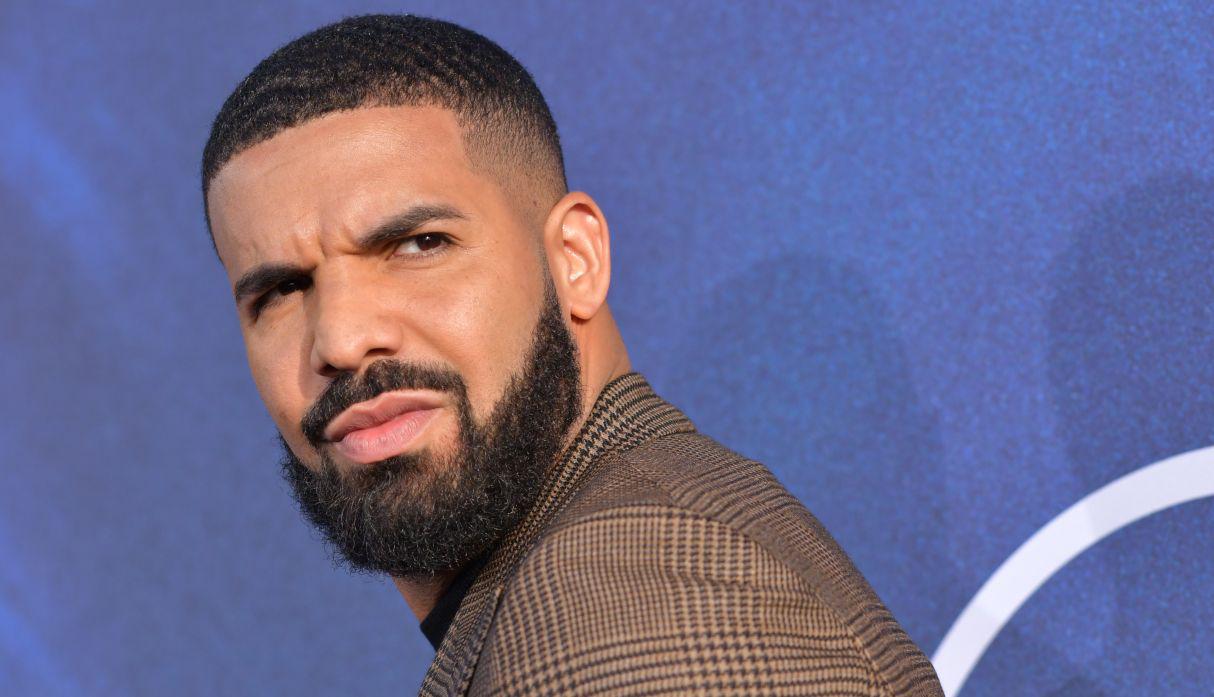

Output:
xmin=662 ymin=252 xmax=957 ymax=651
xmin=1033 ymin=173 xmax=1214 ymax=695
xmin=1049 ymin=172 xmax=1214 ymax=487
xmin=929 ymin=175 xmax=1214 ymax=697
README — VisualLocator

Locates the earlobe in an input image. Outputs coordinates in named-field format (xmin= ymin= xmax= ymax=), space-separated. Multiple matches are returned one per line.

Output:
xmin=544 ymin=192 xmax=611 ymax=321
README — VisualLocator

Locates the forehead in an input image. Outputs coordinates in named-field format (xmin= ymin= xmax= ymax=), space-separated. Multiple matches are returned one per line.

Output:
xmin=207 ymin=104 xmax=499 ymax=274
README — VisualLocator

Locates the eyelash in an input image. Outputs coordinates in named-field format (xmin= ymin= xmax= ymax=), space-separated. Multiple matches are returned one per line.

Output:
xmin=251 ymin=277 xmax=311 ymax=318
xmin=391 ymin=231 xmax=452 ymax=257
xmin=249 ymin=233 xmax=453 ymax=320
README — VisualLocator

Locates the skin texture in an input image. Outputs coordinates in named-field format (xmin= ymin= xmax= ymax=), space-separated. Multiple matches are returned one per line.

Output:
xmin=207 ymin=104 xmax=631 ymax=621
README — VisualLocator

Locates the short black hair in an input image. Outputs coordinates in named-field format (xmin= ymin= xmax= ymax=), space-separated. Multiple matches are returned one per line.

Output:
xmin=201 ymin=14 xmax=566 ymax=225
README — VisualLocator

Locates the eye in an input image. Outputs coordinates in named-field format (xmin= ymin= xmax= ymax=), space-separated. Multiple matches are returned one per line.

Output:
xmin=251 ymin=277 xmax=310 ymax=318
xmin=271 ymin=278 xmax=308 ymax=297
xmin=392 ymin=232 xmax=451 ymax=257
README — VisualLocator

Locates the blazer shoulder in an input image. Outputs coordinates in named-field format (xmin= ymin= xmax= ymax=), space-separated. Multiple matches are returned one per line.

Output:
xmin=475 ymin=431 xmax=942 ymax=696
xmin=566 ymin=432 xmax=889 ymax=610
xmin=478 ymin=501 xmax=895 ymax=696
xmin=549 ymin=430 xmax=774 ymax=524
xmin=543 ymin=431 xmax=856 ymax=588
xmin=552 ymin=430 xmax=866 ymax=591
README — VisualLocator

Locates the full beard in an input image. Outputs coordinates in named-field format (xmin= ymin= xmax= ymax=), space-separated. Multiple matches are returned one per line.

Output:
xmin=278 ymin=282 xmax=582 ymax=577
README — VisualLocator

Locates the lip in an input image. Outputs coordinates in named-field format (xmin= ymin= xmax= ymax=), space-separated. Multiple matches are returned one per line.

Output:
xmin=331 ymin=408 xmax=441 ymax=464
xmin=323 ymin=391 xmax=445 ymax=463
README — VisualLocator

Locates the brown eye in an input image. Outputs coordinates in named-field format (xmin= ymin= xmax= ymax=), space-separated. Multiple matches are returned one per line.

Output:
xmin=274 ymin=278 xmax=306 ymax=296
xmin=251 ymin=276 xmax=310 ymax=318
xmin=393 ymin=233 xmax=451 ymax=257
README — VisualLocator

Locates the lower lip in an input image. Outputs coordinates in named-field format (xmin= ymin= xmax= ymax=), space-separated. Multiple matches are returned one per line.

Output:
xmin=332 ymin=408 xmax=441 ymax=464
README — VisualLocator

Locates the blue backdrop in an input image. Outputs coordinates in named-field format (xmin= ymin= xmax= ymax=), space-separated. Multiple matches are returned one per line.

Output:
xmin=4 ymin=1 xmax=1213 ymax=695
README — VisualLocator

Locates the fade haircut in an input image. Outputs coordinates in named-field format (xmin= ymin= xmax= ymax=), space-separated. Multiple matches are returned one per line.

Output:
xmin=201 ymin=14 xmax=567 ymax=229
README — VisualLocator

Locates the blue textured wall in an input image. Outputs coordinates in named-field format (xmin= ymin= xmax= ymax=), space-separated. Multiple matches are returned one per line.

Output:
xmin=4 ymin=1 xmax=1212 ymax=694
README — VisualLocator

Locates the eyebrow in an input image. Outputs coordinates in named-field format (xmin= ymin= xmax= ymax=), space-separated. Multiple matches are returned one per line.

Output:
xmin=231 ymin=203 xmax=468 ymax=306
xmin=354 ymin=203 xmax=467 ymax=251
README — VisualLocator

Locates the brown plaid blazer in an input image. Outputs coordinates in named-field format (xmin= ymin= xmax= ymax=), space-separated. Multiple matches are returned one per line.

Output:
xmin=420 ymin=373 xmax=943 ymax=696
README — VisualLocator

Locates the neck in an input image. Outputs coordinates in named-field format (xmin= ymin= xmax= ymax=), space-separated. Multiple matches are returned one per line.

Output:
xmin=572 ymin=302 xmax=633 ymax=423
xmin=393 ymin=570 xmax=460 ymax=622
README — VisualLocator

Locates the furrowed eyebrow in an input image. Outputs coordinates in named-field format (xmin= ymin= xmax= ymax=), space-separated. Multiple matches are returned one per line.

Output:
xmin=230 ymin=203 xmax=467 ymax=306
xmin=233 ymin=263 xmax=307 ymax=306
xmin=354 ymin=203 xmax=467 ymax=252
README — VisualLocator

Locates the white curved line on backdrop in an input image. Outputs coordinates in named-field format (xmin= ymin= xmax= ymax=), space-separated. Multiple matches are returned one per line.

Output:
xmin=931 ymin=446 xmax=1214 ymax=696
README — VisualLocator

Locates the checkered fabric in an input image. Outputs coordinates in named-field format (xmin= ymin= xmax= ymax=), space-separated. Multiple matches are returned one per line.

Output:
xmin=419 ymin=373 xmax=942 ymax=696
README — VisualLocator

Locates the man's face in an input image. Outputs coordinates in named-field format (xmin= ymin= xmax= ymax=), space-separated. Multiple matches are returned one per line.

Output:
xmin=207 ymin=105 xmax=582 ymax=576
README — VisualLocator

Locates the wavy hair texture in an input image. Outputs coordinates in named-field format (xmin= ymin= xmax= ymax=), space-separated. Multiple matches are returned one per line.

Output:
xmin=201 ymin=14 xmax=567 ymax=232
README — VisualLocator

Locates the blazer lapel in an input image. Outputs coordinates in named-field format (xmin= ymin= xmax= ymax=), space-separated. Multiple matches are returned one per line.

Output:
xmin=419 ymin=372 xmax=695 ymax=696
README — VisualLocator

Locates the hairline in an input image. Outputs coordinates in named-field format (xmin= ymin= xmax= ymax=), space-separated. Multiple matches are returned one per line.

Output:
xmin=203 ymin=100 xmax=564 ymax=251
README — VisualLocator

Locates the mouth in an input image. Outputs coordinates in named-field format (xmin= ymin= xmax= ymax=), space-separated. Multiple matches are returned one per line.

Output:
xmin=323 ymin=391 xmax=445 ymax=465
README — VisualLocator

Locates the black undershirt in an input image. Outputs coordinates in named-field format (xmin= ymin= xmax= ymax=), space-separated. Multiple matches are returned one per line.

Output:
xmin=419 ymin=550 xmax=492 ymax=650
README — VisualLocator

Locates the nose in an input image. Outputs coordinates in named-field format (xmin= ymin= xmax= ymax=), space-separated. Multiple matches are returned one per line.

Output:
xmin=308 ymin=270 xmax=405 ymax=378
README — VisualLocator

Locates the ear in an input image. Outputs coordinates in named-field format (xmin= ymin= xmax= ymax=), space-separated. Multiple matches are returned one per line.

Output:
xmin=542 ymin=192 xmax=611 ymax=321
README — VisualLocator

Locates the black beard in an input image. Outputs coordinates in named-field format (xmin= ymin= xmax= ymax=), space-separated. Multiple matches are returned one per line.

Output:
xmin=278 ymin=283 xmax=582 ymax=577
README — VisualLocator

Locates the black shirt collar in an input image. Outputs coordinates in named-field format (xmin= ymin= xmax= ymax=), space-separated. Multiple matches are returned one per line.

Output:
xmin=419 ymin=549 xmax=492 ymax=650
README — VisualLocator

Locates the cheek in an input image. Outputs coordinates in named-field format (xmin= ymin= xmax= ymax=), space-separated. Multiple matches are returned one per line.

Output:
xmin=414 ymin=262 xmax=542 ymax=420
xmin=243 ymin=322 xmax=311 ymax=435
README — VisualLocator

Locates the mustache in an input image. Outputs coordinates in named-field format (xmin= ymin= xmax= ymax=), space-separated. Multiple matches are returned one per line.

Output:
xmin=300 ymin=360 xmax=467 ymax=448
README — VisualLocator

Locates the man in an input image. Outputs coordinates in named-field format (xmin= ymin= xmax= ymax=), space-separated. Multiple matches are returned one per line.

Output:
xmin=202 ymin=13 xmax=943 ymax=696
